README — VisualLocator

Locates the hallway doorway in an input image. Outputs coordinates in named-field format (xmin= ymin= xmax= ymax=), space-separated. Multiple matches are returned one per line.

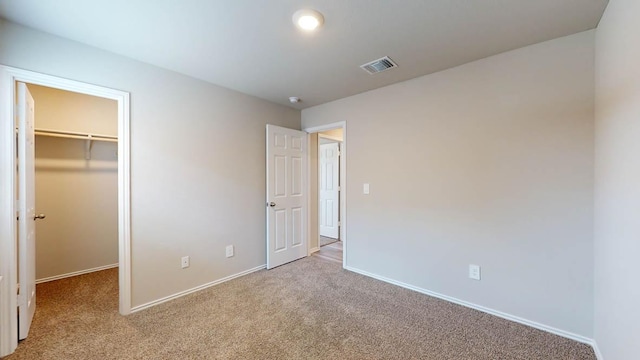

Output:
xmin=305 ymin=122 xmax=346 ymax=267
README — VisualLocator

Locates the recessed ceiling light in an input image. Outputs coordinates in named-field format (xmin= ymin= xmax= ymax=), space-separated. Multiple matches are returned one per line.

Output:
xmin=292 ymin=9 xmax=324 ymax=31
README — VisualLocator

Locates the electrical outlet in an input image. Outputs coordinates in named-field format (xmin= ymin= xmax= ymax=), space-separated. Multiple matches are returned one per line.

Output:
xmin=469 ymin=264 xmax=481 ymax=280
xmin=181 ymin=256 xmax=190 ymax=269
xmin=226 ymin=245 xmax=234 ymax=258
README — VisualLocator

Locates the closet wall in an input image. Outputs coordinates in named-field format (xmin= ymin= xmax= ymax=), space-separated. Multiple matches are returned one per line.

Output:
xmin=28 ymin=84 xmax=119 ymax=282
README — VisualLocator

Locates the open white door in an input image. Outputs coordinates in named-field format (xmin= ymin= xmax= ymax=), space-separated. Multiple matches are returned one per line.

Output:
xmin=319 ymin=142 xmax=340 ymax=239
xmin=266 ymin=125 xmax=307 ymax=269
xmin=17 ymin=82 xmax=37 ymax=340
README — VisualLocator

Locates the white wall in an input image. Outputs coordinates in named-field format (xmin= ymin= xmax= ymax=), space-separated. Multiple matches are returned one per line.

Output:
xmin=594 ymin=0 xmax=640 ymax=357
xmin=0 ymin=19 xmax=300 ymax=307
xmin=303 ymin=31 xmax=595 ymax=337
xmin=29 ymin=84 xmax=119 ymax=281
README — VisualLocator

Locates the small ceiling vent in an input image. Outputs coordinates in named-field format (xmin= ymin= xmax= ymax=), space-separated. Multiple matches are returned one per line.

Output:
xmin=360 ymin=56 xmax=398 ymax=74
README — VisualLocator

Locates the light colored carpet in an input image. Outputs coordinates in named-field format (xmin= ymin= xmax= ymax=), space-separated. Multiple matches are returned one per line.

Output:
xmin=5 ymin=258 xmax=595 ymax=359
xmin=319 ymin=236 xmax=338 ymax=247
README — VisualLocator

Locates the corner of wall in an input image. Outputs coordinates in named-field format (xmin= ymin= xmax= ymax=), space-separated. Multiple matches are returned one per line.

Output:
xmin=591 ymin=340 xmax=604 ymax=360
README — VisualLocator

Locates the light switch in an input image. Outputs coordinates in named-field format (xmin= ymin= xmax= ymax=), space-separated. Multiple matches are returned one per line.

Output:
xmin=363 ymin=183 xmax=370 ymax=195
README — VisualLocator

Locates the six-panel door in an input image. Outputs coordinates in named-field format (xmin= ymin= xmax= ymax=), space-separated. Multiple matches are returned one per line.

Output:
xmin=266 ymin=125 xmax=307 ymax=269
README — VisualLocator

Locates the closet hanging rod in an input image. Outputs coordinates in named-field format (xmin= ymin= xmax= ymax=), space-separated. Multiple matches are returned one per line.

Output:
xmin=34 ymin=128 xmax=118 ymax=142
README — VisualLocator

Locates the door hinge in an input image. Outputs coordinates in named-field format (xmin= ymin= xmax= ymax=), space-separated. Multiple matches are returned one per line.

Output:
xmin=337 ymin=186 xmax=341 ymax=191
xmin=338 ymin=221 xmax=342 ymax=226
xmin=17 ymin=294 xmax=25 ymax=307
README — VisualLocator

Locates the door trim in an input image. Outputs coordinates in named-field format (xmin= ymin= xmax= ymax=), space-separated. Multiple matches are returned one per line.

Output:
xmin=0 ymin=66 xmax=132 ymax=356
xmin=304 ymin=121 xmax=347 ymax=268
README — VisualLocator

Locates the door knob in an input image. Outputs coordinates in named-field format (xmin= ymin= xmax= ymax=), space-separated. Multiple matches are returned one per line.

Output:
xmin=33 ymin=214 xmax=46 ymax=220
xmin=268 ymin=202 xmax=276 ymax=207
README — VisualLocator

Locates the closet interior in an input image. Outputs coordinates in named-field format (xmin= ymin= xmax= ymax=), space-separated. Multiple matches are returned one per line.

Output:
xmin=26 ymin=84 xmax=119 ymax=284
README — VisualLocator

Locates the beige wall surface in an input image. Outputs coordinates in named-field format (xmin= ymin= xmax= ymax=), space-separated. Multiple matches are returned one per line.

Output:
xmin=319 ymin=128 xmax=343 ymax=141
xmin=594 ymin=0 xmax=640 ymax=357
xmin=34 ymin=137 xmax=118 ymax=280
xmin=303 ymin=31 xmax=595 ymax=337
xmin=0 ymin=19 xmax=300 ymax=307
xmin=28 ymin=84 xmax=118 ymax=136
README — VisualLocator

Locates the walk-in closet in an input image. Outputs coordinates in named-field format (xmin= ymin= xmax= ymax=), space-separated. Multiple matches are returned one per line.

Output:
xmin=28 ymin=84 xmax=118 ymax=284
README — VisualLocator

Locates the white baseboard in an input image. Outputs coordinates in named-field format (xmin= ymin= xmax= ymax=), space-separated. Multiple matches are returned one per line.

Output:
xmin=592 ymin=340 xmax=604 ymax=360
xmin=345 ymin=266 xmax=596 ymax=347
xmin=309 ymin=247 xmax=320 ymax=254
xmin=36 ymin=263 xmax=119 ymax=284
xmin=130 ymin=264 xmax=266 ymax=313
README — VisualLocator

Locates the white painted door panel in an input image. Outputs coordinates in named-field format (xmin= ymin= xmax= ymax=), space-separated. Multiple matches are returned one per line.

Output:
xmin=319 ymin=142 xmax=339 ymax=239
xmin=17 ymin=82 xmax=36 ymax=340
xmin=266 ymin=125 xmax=307 ymax=269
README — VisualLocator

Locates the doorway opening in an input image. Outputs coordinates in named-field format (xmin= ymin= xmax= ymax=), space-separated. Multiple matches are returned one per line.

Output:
xmin=30 ymin=83 xmax=119 ymax=286
xmin=17 ymin=83 xmax=120 ymax=341
xmin=0 ymin=66 xmax=131 ymax=357
xmin=305 ymin=122 xmax=347 ymax=267
xmin=317 ymin=130 xmax=343 ymax=262
xmin=30 ymin=84 xmax=120 ymax=324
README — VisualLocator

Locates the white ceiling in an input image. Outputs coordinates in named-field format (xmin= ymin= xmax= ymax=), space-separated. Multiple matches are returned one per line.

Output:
xmin=0 ymin=0 xmax=608 ymax=109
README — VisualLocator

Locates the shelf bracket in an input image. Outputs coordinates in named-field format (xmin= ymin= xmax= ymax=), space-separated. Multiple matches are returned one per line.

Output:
xmin=85 ymin=134 xmax=93 ymax=160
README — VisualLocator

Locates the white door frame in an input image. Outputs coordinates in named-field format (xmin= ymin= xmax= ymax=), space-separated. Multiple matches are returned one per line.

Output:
xmin=304 ymin=121 xmax=347 ymax=268
xmin=0 ymin=66 xmax=132 ymax=356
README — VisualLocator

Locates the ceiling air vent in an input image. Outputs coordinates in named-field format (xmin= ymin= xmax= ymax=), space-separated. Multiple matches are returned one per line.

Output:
xmin=360 ymin=56 xmax=398 ymax=74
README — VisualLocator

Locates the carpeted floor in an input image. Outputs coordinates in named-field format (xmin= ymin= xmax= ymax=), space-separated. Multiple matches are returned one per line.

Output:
xmin=5 ymin=257 xmax=595 ymax=359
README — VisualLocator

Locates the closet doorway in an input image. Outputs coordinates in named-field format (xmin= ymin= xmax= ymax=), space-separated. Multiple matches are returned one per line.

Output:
xmin=29 ymin=84 xmax=119 ymax=284
xmin=0 ymin=66 xmax=131 ymax=356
